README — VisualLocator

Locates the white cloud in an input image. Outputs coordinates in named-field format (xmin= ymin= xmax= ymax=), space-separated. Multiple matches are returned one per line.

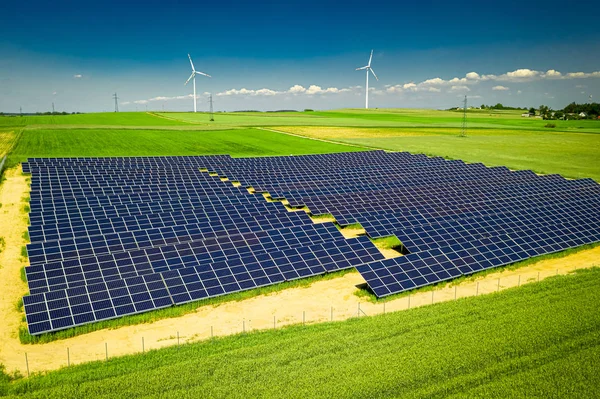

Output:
xmin=73 ymin=74 xmax=82 ymax=78
xmin=52 ymin=91 xmax=57 ymax=95
xmin=288 ymin=84 xmax=306 ymax=94
xmin=133 ymin=100 xmax=148 ymax=104
xmin=255 ymin=88 xmax=279 ymax=96
xmin=121 ymin=101 xmax=130 ymax=105
xmin=517 ymin=90 xmax=522 ymax=95
xmin=422 ymin=77 xmax=446 ymax=86
xmin=465 ymin=72 xmax=481 ymax=80
xmin=542 ymin=69 xmax=562 ymax=78
xmin=449 ymin=85 xmax=470 ymax=92
xmin=492 ymin=85 xmax=509 ymax=91
xmin=215 ymin=84 xmax=353 ymax=97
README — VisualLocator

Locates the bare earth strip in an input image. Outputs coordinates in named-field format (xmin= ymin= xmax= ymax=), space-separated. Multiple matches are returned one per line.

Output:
xmin=0 ymin=167 xmax=599 ymax=375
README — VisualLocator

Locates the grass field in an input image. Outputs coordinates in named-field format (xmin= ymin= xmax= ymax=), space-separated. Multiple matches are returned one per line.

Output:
xmin=2 ymin=108 xmax=598 ymax=181
xmin=5 ymin=128 xmax=363 ymax=168
xmin=2 ymin=268 xmax=599 ymax=397
xmin=0 ymin=131 xmax=19 ymax=158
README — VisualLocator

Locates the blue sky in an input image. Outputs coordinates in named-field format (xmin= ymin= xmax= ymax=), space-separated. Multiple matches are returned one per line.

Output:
xmin=1 ymin=0 xmax=599 ymax=112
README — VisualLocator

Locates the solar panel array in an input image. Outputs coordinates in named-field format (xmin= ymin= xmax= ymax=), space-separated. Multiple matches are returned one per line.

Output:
xmin=22 ymin=156 xmax=384 ymax=335
xmin=203 ymin=151 xmax=600 ymax=298
xmin=22 ymin=150 xmax=600 ymax=334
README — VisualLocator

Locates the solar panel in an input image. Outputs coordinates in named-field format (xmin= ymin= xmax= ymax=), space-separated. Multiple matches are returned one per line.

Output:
xmin=21 ymin=151 xmax=600 ymax=334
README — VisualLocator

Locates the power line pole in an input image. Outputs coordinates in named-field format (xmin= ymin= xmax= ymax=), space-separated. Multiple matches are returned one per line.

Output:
xmin=113 ymin=93 xmax=119 ymax=112
xmin=208 ymin=94 xmax=214 ymax=121
xmin=52 ymin=102 xmax=55 ymax=113
xmin=19 ymin=106 xmax=22 ymax=116
xmin=460 ymin=95 xmax=467 ymax=137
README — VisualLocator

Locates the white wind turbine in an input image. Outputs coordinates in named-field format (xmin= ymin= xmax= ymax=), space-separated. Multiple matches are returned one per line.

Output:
xmin=356 ymin=50 xmax=378 ymax=109
xmin=185 ymin=54 xmax=211 ymax=113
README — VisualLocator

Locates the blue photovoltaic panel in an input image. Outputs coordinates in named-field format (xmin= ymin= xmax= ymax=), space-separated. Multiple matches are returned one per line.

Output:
xmin=21 ymin=151 xmax=600 ymax=335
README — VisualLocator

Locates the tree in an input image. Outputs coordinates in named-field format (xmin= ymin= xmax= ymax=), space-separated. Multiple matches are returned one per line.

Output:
xmin=539 ymin=105 xmax=550 ymax=119
xmin=528 ymin=107 xmax=536 ymax=116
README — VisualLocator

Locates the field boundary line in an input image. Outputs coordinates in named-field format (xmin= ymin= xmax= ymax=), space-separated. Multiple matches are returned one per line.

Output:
xmin=255 ymin=127 xmax=387 ymax=152
xmin=146 ymin=112 xmax=206 ymax=125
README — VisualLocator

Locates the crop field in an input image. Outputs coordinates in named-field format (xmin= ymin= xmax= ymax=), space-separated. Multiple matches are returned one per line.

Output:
xmin=1 ymin=269 xmax=599 ymax=398
xmin=3 ymin=109 xmax=599 ymax=180
xmin=5 ymin=128 xmax=364 ymax=168
xmin=0 ymin=108 xmax=598 ymax=396
xmin=0 ymin=131 xmax=19 ymax=158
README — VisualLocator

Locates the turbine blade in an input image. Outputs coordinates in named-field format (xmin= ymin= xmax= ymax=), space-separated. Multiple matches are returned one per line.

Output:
xmin=370 ymin=68 xmax=379 ymax=81
xmin=188 ymin=54 xmax=196 ymax=71
xmin=356 ymin=66 xmax=368 ymax=70
xmin=196 ymin=71 xmax=212 ymax=78
xmin=184 ymin=72 xmax=195 ymax=85
xmin=368 ymin=49 xmax=373 ymax=67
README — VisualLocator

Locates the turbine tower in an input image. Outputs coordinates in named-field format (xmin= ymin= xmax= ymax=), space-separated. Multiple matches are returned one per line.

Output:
xmin=356 ymin=50 xmax=378 ymax=109
xmin=185 ymin=54 xmax=211 ymax=113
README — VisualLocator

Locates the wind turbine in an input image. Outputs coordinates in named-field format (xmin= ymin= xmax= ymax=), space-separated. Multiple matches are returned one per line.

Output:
xmin=185 ymin=54 xmax=211 ymax=113
xmin=356 ymin=50 xmax=378 ymax=109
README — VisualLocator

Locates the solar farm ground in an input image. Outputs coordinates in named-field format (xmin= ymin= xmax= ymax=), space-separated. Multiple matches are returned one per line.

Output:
xmin=0 ymin=109 xmax=599 ymax=396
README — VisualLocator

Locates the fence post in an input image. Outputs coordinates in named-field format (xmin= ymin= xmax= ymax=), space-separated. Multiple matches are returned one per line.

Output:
xmin=476 ymin=282 xmax=479 ymax=296
xmin=518 ymin=275 xmax=521 ymax=287
xmin=142 ymin=337 xmax=145 ymax=353
xmin=454 ymin=285 xmax=457 ymax=300
xmin=431 ymin=290 xmax=434 ymax=304
xmin=330 ymin=306 xmax=333 ymax=321
xmin=67 ymin=347 xmax=70 ymax=367
xmin=177 ymin=331 xmax=180 ymax=348
xmin=497 ymin=278 xmax=500 ymax=292
xmin=383 ymin=302 xmax=386 ymax=315
xmin=25 ymin=353 xmax=29 ymax=378
xmin=105 ymin=343 xmax=108 ymax=361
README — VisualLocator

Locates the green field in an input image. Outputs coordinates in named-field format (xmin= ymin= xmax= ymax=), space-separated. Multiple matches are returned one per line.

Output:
xmin=3 ymin=108 xmax=598 ymax=181
xmin=2 ymin=269 xmax=599 ymax=398
xmin=5 ymin=128 xmax=363 ymax=169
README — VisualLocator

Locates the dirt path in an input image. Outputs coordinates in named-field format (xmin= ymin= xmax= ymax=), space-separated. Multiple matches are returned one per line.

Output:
xmin=0 ymin=166 xmax=31 ymax=371
xmin=0 ymin=167 xmax=598 ymax=375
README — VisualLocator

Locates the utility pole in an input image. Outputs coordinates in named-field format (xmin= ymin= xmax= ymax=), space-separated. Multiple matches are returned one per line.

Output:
xmin=460 ymin=95 xmax=467 ymax=137
xmin=208 ymin=94 xmax=214 ymax=121
xmin=19 ymin=106 xmax=22 ymax=116
xmin=113 ymin=93 xmax=119 ymax=112
xmin=52 ymin=102 xmax=55 ymax=113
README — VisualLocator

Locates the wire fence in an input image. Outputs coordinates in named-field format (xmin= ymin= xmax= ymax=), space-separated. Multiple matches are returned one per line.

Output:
xmin=18 ymin=265 xmax=579 ymax=376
